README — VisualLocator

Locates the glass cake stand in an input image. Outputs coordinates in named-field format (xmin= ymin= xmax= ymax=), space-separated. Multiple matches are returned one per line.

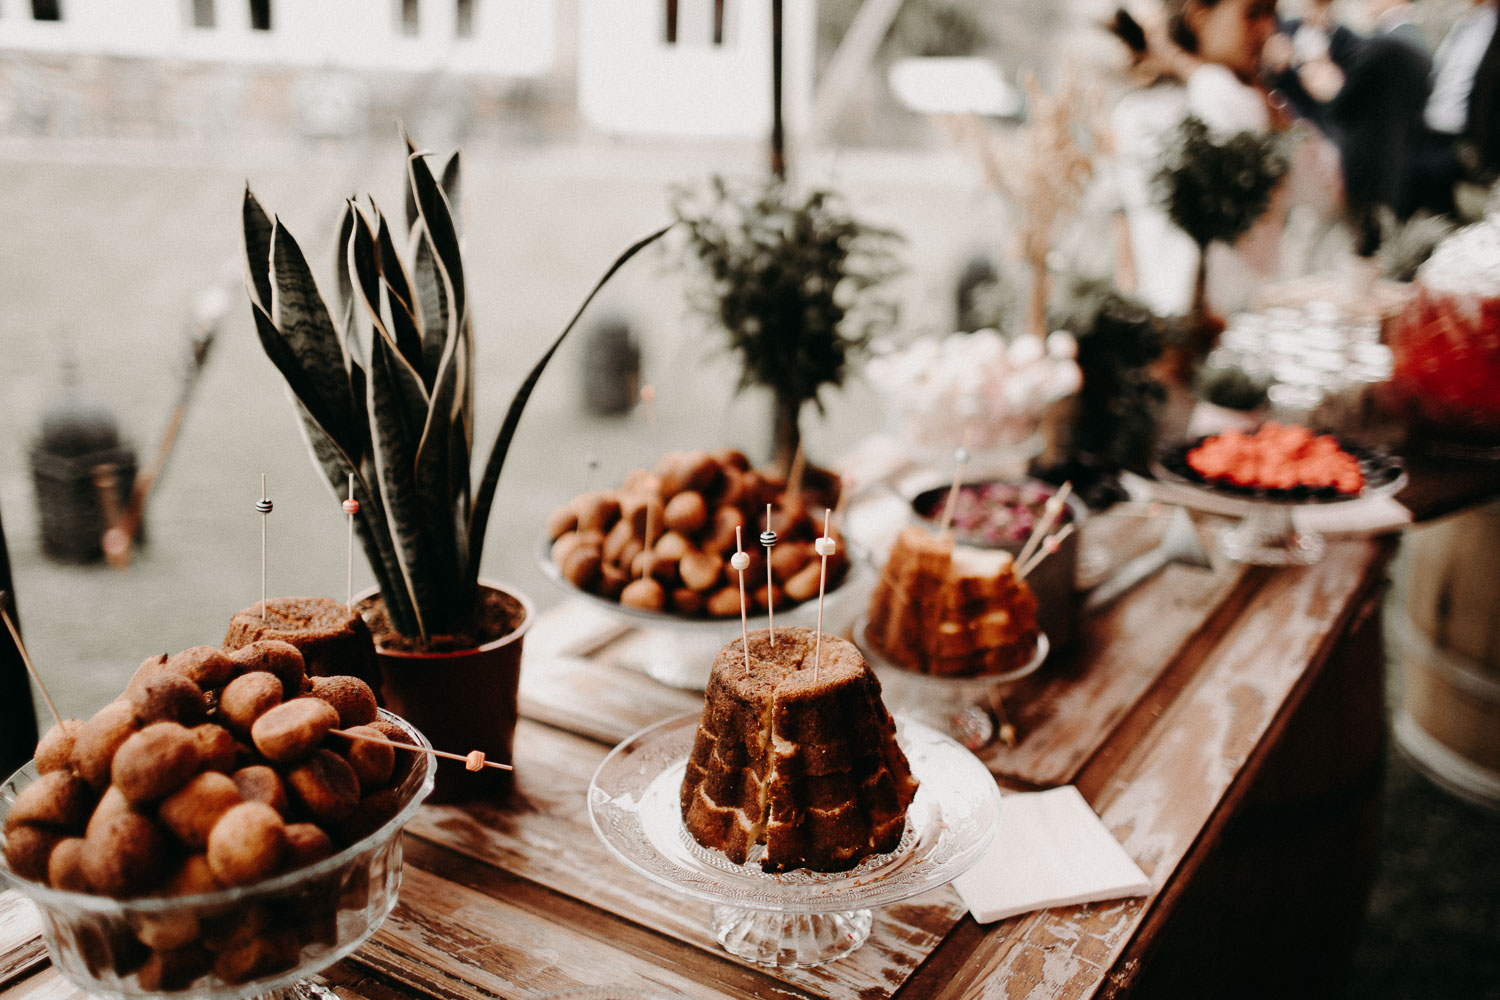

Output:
xmin=852 ymin=617 xmax=1049 ymax=751
xmin=1151 ymin=439 xmax=1406 ymax=566
xmin=537 ymin=533 xmax=866 ymax=690
xmin=587 ymin=713 xmax=999 ymax=969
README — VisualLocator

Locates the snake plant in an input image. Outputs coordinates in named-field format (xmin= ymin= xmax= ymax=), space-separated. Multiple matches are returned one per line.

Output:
xmin=243 ymin=140 xmax=666 ymax=645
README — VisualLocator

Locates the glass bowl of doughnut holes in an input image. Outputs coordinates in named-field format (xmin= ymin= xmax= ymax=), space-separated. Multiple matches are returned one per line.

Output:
xmin=0 ymin=642 xmax=435 ymax=1000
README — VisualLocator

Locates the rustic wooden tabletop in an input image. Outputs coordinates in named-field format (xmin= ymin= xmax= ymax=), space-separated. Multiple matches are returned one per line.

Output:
xmin=0 ymin=505 xmax=1399 ymax=1000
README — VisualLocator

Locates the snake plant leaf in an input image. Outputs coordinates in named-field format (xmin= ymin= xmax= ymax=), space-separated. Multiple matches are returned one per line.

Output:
xmin=375 ymin=215 xmax=428 ymax=384
xmin=336 ymin=295 xmax=372 ymax=467
xmin=367 ymin=332 xmax=441 ymax=643
xmin=333 ymin=200 xmax=356 ymax=322
xmin=411 ymin=223 xmax=452 ymax=382
xmin=466 ymin=223 xmax=672 ymax=587
xmin=402 ymin=129 xmax=420 ymax=234
xmin=407 ymin=153 xmax=465 ymax=340
xmin=242 ymin=188 xmax=273 ymax=312
xmin=441 ymin=152 xmax=462 ymax=234
xmin=267 ymin=223 xmax=361 ymax=456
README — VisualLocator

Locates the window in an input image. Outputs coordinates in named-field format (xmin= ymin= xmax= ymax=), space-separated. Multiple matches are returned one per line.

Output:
xmin=456 ymin=0 xmax=474 ymax=39
xmin=191 ymin=0 xmax=215 ymax=28
xmin=399 ymin=0 xmax=418 ymax=36
xmin=31 ymin=0 xmax=62 ymax=21
xmin=248 ymin=0 xmax=270 ymax=30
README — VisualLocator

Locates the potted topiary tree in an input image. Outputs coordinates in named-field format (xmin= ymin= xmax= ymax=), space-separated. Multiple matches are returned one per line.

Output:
xmin=243 ymin=140 xmax=665 ymax=799
xmin=671 ymin=176 xmax=901 ymax=475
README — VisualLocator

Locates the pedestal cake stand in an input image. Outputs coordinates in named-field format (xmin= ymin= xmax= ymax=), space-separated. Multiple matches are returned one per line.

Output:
xmin=853 ymin=617 xmax=1048 ymax=751
xmin=537 ymin=534 xmax=865 ymax=690
xmin=1152 ymin=437 xmax=1406 ymax=566
xmin=587 ymin=713 xmax=999 ymax=968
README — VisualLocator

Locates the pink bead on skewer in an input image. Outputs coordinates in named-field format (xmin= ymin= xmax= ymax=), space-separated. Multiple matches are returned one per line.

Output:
xmin=731 ymin=525 xmax=752 ymax=673
xmin=343 ymin=473 xmax=359 ymax=613
xmin=329 ymin=728 xmax=514 ymax=772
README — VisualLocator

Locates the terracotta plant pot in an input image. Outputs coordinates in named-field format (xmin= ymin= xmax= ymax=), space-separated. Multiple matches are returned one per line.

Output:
xmin=358 ymin=582 xmax=534 ymax=803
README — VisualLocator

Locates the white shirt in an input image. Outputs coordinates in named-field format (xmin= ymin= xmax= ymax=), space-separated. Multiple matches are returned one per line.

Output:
xmin=1426 ymin=2 xmax=1498 ymax=134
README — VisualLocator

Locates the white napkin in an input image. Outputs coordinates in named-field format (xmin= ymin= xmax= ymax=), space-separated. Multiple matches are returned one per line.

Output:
xmin=953 ymin=786 xmax=1151 ymax=923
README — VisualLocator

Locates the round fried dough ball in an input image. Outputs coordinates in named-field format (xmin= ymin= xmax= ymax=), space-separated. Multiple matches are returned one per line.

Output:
xmin=33 ymin=719 xmax=82 ymax=775
xmin=82 ymin=812 xmax=169 ymax=897
xmin=2 ymin=823 xmax=64 ymax=882
xmin=335 ymin=725 xmax=395 ymax=789
xmin=4 ymin=770 xmax=93 ymax=832
xmin=231 ymin=766 xmax=288 ymax=817
xmin=619 ymin=577 xmax=666 ymax=612
xmin=166 ymin=645 xmax=236 ymax=691
xmin=250 ymin=698 xmax=339 ymax=765
xmin=112 ymin=723 xmax=201 ymax=804
xmin=163 ymin=854 xmax=222 ymax=896
xmin=159 ymin=772 xmax=242 ymax=851
xmin=129 ymin=672 xmax=209 ymax=726
xmin=47 ymin=836 xmax=90 ymax=893
xmin=206 ymin=802 xmax=286 ymax=887
xmin=192 ymin=723 xmax=241 ymax=774
xmin=218 ymin=671 xmax=285 ymax=738
xmin=283 ymin=822 xmax=336 ymax=870
xmin=307 ymin=675 xmax=378 ymax=728
xmin=71 ymin=701 xmax=141 ymax=790
xmin=663 ymin=491 xmax=708 ymax=534
xmin=226 ymin=641 xmax=306 ymax=699
xmin=285 ymin=750 xmax=359 ymax=826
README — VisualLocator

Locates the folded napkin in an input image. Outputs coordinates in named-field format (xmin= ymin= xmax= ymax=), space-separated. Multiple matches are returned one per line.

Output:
xmin=953 ymin=786 xmax=1151 ymax=923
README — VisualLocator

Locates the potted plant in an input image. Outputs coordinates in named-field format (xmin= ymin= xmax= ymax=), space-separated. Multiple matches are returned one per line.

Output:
xmin=1153 ymin=115 xmax=1287 ymax=379
xmin=242 ymin=139 xmax=666 ymax=799
xmin=671 ymin=176 xmax=901 ymax=475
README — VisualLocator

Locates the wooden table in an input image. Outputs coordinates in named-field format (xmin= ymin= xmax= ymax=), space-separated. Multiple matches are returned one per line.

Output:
xmin=0 ymin=507 xmax=1399 ymax=1000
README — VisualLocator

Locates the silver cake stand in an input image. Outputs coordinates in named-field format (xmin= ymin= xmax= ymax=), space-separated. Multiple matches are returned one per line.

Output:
xmin=538 ymin=533 xmax=867 ymax=690
xmin=853 ymin=616 xmax=1048 ymax=751
xmin=587 ymin=713 xmax=999 ymax=968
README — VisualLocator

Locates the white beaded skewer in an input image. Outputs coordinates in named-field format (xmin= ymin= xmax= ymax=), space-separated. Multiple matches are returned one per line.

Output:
xmin=1018 ymin=522 xmax=1076 ymax=580
xmin=813 ymin=510 xmax=837 ymax=682
xmin=255 ymin=474 xmax=273 ymax=623
xmin=343 ymin=474 xmax=359 ymax=614
xmin=0 ymin=595 xmax=63 ymax=729
xmin=1016 ymin=481 xmax=1072 ymax=570
xmin=760 ymin=503 xmax=778 ymax=648
xmin=328 ymin=728 xmax=513 ymax=772
xmin=937 ymin=433 xmax=973 ymax=535
xmin=730 ymin=526 xmax=752 ymax=674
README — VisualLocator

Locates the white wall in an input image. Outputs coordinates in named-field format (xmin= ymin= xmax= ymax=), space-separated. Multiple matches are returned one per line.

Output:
xmin=0 ymin=0 xmax=557 ymax=76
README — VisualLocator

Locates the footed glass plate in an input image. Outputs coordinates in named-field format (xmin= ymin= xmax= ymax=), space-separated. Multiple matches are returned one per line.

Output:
xmin=587 ymin=713 xmax=999 ymax=967
xmin=854 ymin=616 xmax=1048 ymax=751
xmin=1151 ymin=437 xmax=1406 ymax=566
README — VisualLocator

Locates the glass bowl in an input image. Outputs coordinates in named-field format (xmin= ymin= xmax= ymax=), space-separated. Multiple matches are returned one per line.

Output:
xmin=0 ymin=710 xmax=435 ymax=1000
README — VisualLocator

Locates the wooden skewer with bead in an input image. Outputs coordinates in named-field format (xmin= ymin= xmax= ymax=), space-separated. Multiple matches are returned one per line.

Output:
xmin=730 ymin=526 xmax=751 ymax=673
xmin=786 ymin=439 xmax=807 ymax=512
xmin=987 ymin=687 xmax=1017 ymax=747
xmin=760 ymin=503 xmax=778 ymax=647
xmin=343 ymin=474 xmax=359 ymax=614
xmin=0 ymin=593 xmax=63 ymax=729
xmin=256 ymin=474 xmax=273 ymax=623
xmin=329 ymin=728 xmax=513 ymax=772
xmin=1018 ymin=522 xmax=1076 ymax=581
xmin=813 ymin=509 xmax=836 ymax=682
xmin=937 ymin=431 xmax=974 ymax=535
xmin=1015 ymin=481 xmax=1072 ymax=570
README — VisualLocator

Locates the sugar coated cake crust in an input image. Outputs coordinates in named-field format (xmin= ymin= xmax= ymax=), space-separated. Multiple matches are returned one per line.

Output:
xmin=680 ymin=627 xmax=919 ymax=873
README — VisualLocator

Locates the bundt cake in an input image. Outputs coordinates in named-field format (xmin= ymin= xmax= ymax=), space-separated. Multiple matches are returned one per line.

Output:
xmin=865 ymin=526 xmax=1039 ymax=676
xmin=679 ymin=627 xmax=919 ymax=873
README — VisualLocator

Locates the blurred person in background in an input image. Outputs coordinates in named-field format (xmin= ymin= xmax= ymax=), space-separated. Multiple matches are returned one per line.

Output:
xmin=1108 ymin=0 xmax=1311 ymax=316
xmin=1264 ymin=0 xmax=1434 ymax=252
xmin=1411 ymin=0 xmax=1499 ymax=214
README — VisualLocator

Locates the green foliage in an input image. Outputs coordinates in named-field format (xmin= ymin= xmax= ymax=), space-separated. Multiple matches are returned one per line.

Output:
xmin=1051 ymin=278 xmax=1167 ymax=471
xmin=671 ymin=176 xmax=901 ymax=422
xmin=1153 ymin=116 xmax=1289 ymax=250
xmin=244 ymin=139 xmax=667 ymax=645
xmin=1378 ymin=209 xmax=1457 ymax=283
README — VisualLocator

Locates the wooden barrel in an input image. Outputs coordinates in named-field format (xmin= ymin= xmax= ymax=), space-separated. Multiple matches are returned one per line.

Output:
xmin=1393 ymin=500 xmax=1500 ymax=806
